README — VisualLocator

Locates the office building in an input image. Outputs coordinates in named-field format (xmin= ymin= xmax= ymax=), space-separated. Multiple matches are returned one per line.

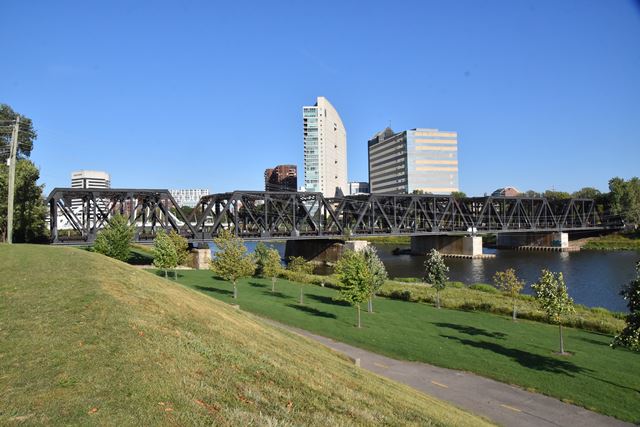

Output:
xmin=303 ymin=96 xmax=347 ymax=197
xmin=264 ymin=165 xmax=297 ymax=191
xmin=71 ymin=170 xmax=111 ymax=189
xmin=368 ymin=128 xmax=459 ymax=194
xmin=349 ymin=181 xmax=370 ymax=195
xmin=169 ymin=189 xmax=210 ymax=207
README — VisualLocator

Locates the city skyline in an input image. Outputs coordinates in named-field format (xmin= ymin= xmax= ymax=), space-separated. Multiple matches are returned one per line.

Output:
xmin=2 ymin=1 xmax=639 ymax=196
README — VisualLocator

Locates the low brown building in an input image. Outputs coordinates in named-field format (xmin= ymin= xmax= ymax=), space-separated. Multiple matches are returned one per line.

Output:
xmin=264 ymin=165 xmax=297 ymax=191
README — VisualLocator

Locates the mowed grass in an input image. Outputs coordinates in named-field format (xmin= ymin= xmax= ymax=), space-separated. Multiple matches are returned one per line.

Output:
xmin=176 ymin=270 xmax=640 ymax=423
xmin=0 ymin=245 xmax=491 ymax=426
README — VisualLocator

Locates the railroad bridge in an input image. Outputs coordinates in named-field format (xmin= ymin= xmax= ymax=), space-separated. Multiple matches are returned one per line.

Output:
xmin=47 ymin=188 xmax=623 ymax=258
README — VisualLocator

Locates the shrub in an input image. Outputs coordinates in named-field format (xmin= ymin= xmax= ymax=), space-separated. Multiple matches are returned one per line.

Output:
xmin=469 ymin=283 xmax=499 ymax=294
xmin=93 ymin=214 xmax=134 ymax=262
xmin=447 ymin=281 xmax=465 ymax=289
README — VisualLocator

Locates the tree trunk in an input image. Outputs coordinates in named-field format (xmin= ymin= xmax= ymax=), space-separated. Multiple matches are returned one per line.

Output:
xmin=559 ymin=324 xmax=565 ymax=354
xmin=271 ymin=277 xmax=276 ymax=292
xmin=436 ymin=290 xmax=440 ymax=309
xmin=512 ymin=298 xmax=517 ymax=320
xmin=233 ymin=281 xmax=237 ymax=299
xmin=174 ymin=269 xmax=177 ymax=281
xmin=299 ymin=286 xmax=304 ymax=304
xmin=357 ymin=304 xmax=361 ymax=328
xmin=367 ymin=296 xmax=373 ymax=313
xmin=164 ymin=270 xmax=167 ymax=278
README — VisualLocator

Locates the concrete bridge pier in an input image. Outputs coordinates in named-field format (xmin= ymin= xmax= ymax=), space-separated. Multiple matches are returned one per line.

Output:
xmin=496 ymin=232 xmax=569 ymax=249
xmin=284 ymin=239 xmax=370 ymax=263
xmin=411 ymin=235 xmax=483 ymax=257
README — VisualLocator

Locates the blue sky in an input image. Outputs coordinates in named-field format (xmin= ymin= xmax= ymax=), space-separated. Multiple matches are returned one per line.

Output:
xmin=2 ymin=0 xmax=639 ymax=196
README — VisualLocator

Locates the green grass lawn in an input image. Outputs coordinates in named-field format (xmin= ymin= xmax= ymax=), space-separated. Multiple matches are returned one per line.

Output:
xmin=583 ymin=232 xmax=640 ymax=250
xmin=174 ymin=270 xmax=640 ymax=423
xmin=1 ymin=245 xmax=490 ymax=426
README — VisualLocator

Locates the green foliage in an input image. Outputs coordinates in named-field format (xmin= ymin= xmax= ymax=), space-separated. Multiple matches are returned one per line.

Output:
xmin=423 ymin=249 xmax=449 ymax=308
xmin=93 ymin=214 xmax=134 ymax=262
xmin=253 ymin=242 xmax=270 ymax=277
xmin=335 ymin=250 xmax=372 ymax=327
xmin=287 ymin=256 xmax=314 ymax=304
xmin=608 ymin=177 xmax=640 ymax=228
xmin=152 ymin=230 xmax=178 ymax=277
xmin=168 ymin=230 xmax=189 ymax=265
xmin=572 ymin=187 xmax=601 ymax=199
xmin=532 ymin=269 xmax=575 ymax=354
xmin=261 ymin=247 xmax=283 ymax=292
xmin=613 ymin=262 xmax=640 ymax=351
xmin=0 ymin=160 xmax=47 ymax=242
xmin=446 ymin=281 xmax=465 ymax=289
xmin=493 ymin=268 xmax=525 ymax=319
xmin=523 ymin=190 xmax=542 ymax=198
xmin=469 ymin=283 xmax=499 ymax=294
xmin=583 ymin=232 xmax=640 ymax=250
xmin=532 ymin=270 xmax=575 ymax=324
xmin=210 ymin=229 xmax=256 ymax=298
xmin=543 ymin=190 xmax=572 ymax=200
xmin=363 ymin=246 xmax=387 ymax=295
xmin=450 ymin=191 xmax=467 ymax=199
xmin=0 ymin=104 xmax=37 ymax=159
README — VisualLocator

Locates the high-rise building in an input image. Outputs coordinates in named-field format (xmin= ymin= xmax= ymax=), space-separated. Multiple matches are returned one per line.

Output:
xmin=368 ymin=128 xmax=459 ymax=194
xmin=303 ymin=96 xmax=347 ymax=197
xmin=169 ymin=189 xmax=210 ymax=207
xmin=348 ymin=181 xmax=370 ymax=195
xmin=264 ymin=165 xmax=297 ymax=191
xmin=71 ymin=170 xmax=111 ymax=189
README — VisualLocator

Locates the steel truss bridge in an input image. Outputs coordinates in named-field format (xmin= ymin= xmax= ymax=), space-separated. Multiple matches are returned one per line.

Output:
xmin=47 ymin=188 xmax=622 ymax=244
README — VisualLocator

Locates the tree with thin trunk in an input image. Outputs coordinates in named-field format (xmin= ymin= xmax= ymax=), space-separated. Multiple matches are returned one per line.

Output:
xmin=253 ymin=242 xmax=269 ymax=277
xmin=287 ymin=256 xmax=314 ymax=304
xmin=423 ymin=249 xmax=449 ymax=309
xmin=612 ymin=261 xmax=640 ymax=351
xmin=335 ymin=250 xmax=372 ymax=328
xmin=210 ymin=229 xmax=256 ymax=299
xmin=493 ymin=268 xmax=525 ymax=320
xmin=261 ymin=247 xmax=283 ymax=292
xmin=153 ymin=230 xmax=178 ymax=279
xmin=532 ymin=269 xmax=575 ymax=355
xmin=363 ymin=246 xmax=387 ymax=313
xmin=168 ymin=230 xmax=190 ymax=268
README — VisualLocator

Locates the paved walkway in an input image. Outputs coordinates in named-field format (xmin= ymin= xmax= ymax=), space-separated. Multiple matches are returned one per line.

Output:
xmin=264 ymin=320 xmax=631 ymax=427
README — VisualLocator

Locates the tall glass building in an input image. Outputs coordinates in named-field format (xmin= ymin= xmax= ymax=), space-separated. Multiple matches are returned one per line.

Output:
xmin=368 ymin=128 xmax=459 ymax=194
xmin=303 ymin=96 xmax=347 ymax=197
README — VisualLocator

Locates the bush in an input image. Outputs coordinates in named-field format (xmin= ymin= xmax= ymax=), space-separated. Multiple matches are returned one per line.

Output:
xmin=469 ymin=283 xmax=499 ymax=294
xmin=93 ymin=214 xmax=134 ymax=262
xmin=389 ymin=289 xmax=413 ymax=301
xmin=393 ymin=277 xmax=421 ymax=283
xmin=447 ymin=281 xmax=465 ymax=289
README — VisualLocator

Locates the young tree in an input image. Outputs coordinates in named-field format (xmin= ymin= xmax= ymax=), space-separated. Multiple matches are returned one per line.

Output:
xmin=613 ymin=262 xmax=640 ymax=351
xmin=493 ymin=268 xmax=525 ymax=320
xmin=423 ymin=249 xmax=449 ymax=309
xmin=210 ymin=229 xmax=256 ymax=299
xmin=93 ymin=214 xmax=134 ymax=262
xmin=287 ymin=256 xmax=314 ymax=304
xmin=168 ymin=230 xmax=190 ymax=266
xmin=262 ymin=247 xmax=283 ymax=292
xmin=532 ymin=270 xmax=575 ymax=355
xmin=335 ymin=250 xmax=372 ymax=328
xmin=253 ymin=242 xmax=270 ymax=277
xmin=153 ymin=230 xmax=178 ymax=279
xmin=363 ymin=246 xmax=388 ymax=313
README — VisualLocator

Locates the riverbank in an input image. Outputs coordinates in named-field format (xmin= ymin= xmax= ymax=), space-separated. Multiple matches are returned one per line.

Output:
xmin=581 ymin=232 xmax=640 ymax=251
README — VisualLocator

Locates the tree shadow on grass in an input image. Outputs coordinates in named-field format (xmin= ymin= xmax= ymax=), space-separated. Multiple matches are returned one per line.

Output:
xmin=441 ymin=335 xmax=590 ymax=376
xmin=249 ymin=281 xmax=267 ymax=288
xmin=128 ymin=250 xmax=153 ymax=265
xmin=193 ymin=285 xmax=233 ymax=296
xmin=307 ymin=294 xmax=351 ymax=307
xmin=576 ymin=336 xmax=609 ymax=347
xmin=262 ymin=290 xmax=289 ymax=299
xmin=286 ymin=303 xmax=337 ymax=319
xmin=434 ymin=322 xmax=507 ymax=339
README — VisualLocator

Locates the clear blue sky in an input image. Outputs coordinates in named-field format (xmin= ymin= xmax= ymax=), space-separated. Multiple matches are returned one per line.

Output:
xmin=2 ymin=0 xmax=639 ymax=196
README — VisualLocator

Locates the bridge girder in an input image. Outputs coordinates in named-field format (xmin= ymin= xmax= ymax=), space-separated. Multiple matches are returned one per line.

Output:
xmin=46 ymin=188 xmax=621 ymax=244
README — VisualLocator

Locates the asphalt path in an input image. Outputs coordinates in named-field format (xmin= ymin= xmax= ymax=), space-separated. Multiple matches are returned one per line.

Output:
xmin=265 ymin=319 xmax=632 ymax=427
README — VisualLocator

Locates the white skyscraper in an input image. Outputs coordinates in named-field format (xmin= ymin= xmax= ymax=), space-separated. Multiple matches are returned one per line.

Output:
xmin=303 ymin=96 xmax=347 ymax=197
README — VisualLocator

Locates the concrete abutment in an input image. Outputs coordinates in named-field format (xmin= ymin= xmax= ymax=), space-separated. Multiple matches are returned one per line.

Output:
xmin=411 ymin=235 xmax=483 ymax=257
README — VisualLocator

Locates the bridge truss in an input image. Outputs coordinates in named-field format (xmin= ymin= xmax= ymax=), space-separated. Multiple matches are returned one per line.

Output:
xmin=47 ymin=188 xmax=619 ymax=244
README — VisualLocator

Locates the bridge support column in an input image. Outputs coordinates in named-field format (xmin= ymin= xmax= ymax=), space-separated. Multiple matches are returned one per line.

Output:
xmin=284 ymin=239 xmax=345 ymax=263
xmin=411 ymin=235 xmax=482 ymax=257
xmin=497 ymin=232 xmax=569 ymax=249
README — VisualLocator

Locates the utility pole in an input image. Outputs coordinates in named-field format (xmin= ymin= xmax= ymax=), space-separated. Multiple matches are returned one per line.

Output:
xmin=6 ymin=116 xmax=19 ymax=244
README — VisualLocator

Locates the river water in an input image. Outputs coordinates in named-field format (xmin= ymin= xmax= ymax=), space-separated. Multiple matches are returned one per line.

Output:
xmin=220 ymin=242 xmax=639 ymax=313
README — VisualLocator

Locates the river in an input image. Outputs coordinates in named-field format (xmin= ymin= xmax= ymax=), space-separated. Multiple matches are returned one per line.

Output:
xmin=219 ymin=242 xmax=639 ymax=313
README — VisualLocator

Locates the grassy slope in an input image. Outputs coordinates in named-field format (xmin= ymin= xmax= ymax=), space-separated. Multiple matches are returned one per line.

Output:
xmin=0 ymin=245 xmax=489 ymax=426
xmin=177 ymin=270 xmax=640 ymax=423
